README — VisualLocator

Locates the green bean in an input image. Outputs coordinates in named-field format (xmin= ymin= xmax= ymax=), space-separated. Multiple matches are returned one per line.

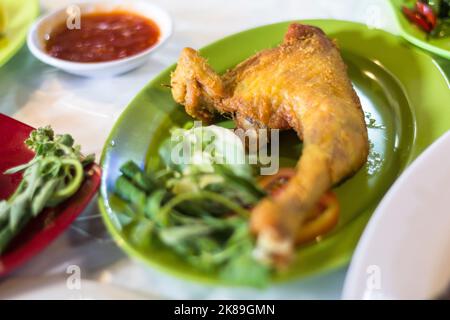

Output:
xmin=144 ymin=190 xmax=165 ymax=220
xmin=0 ymin=228 xmax=13 ymax=254
xmin=120 ymin=160 xmax=155 ymax=191
xmin=31 ymin=179 xmax=59 ymax=216
xmin=0 ymin=201 xmax=9 ymax=226
xmin=0 ymin=127 xmax=92 ymax=254
xmin=115 ymin=176 xmax=146 ymax=209
xmin=9 ymin=193 xmax=29 ymax=232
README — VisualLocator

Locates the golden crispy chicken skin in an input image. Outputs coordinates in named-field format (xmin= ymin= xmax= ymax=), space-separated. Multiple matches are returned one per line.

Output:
xmin=170 ymin=23 xmax=369 ymax=265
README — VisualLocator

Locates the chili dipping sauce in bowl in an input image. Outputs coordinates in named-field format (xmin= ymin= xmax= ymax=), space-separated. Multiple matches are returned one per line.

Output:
xmin=27 ymin=1 xmax=172 ymax=77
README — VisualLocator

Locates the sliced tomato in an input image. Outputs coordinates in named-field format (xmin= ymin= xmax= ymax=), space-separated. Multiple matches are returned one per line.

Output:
xmin=257 ymin=167 xmax=340 ymax=245
xmin=295 ymin=191 xmax=339 ymax=245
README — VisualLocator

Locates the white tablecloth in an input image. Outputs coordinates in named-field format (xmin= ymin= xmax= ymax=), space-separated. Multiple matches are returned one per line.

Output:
xmin=0 ymin=0 xmax=411 ymax=299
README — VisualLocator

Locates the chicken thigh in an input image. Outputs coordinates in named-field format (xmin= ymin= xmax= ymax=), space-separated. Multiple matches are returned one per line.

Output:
xmin=170 ymin=23 xmax=369 ymax=264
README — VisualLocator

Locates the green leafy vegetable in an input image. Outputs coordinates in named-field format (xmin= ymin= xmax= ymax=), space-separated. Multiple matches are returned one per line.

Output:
xmin=0 ymin=126 xmax=94 ymax=254
xmin=114 ymin=125 xmax=271 ymax=287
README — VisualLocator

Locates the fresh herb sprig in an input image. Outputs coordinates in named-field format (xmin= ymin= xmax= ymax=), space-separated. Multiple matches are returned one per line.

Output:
xmin=0 ymin=126 xmax=94 ymax=254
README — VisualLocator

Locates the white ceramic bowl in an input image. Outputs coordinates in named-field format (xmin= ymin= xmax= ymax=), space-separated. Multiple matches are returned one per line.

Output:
xmin=343 ymin=131 xmax=450 ymax=299
xmin=27 ymin=1 xmax=172 ymax=77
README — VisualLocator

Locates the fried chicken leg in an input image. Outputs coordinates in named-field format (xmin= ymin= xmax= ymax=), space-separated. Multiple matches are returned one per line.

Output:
xmin=171 ymin=23 xmax=369 ymax=264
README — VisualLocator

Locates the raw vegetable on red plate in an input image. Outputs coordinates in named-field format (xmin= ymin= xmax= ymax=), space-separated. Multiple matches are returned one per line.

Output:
xmin=0 ymin=114 xmax=100 ymax=275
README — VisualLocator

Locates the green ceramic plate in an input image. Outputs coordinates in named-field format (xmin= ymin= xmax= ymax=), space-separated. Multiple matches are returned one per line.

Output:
xmin=389 ymin=0 xmax=450 ymax=59
xmin=0 ymin=0 xmax=39 ymax=68
xmin=99 ymin=20 xmax=450 ymax=285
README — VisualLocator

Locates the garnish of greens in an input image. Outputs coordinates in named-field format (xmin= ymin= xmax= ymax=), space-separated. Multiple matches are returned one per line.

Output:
xmin=0 ymin=126 xmax=94 ymax=254
xmin=402 ymin=0 xmax=450 ymax=39
xmin=114 ymin=124 xmax=272 ymax=287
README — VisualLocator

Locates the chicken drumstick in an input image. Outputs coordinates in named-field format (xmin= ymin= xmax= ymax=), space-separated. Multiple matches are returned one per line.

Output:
xmin=170 ymin=23 xmax=369 ymax=265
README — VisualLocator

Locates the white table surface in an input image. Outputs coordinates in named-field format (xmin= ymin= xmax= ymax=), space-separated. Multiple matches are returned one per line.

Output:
xmin=0 ymin=0 xmax=441 ymax=299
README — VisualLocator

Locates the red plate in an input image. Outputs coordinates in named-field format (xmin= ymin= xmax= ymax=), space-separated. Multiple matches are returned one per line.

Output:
xmin=0 ymin=113 xmax=101 ymax=276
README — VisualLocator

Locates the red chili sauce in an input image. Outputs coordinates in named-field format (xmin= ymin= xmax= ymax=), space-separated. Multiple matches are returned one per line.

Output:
xmin=45 ymin=12 xmax=160 ymax=63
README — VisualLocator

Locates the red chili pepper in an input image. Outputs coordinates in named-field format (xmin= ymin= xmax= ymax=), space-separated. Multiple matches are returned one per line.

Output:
xmin=416 ymin=1 xmax=437 ymax=29
xmin=402 ymin=6 xmax=433 ymax=33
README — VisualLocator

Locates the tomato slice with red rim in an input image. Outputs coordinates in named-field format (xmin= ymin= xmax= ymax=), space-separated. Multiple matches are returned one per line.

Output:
xmin=295 ymin=191 xmax=339 ymax=245
xmin=257 ymin=167 xmax=340 ymax=245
